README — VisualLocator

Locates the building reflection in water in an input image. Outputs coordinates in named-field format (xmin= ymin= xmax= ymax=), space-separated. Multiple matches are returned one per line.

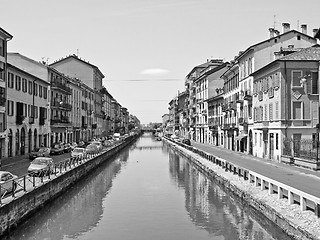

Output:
xmin=167 ymin=147 xmax=292 ymax=240
xmin=7 ymin=148 xmax=130 ymax=240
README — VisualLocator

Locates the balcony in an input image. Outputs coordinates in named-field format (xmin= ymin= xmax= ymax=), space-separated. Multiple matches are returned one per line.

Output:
xmin=238 ymin=117 xmax=248 ymax=125
xmin=258 ymin=91 xmax=263 ymax=101
xmin=29 ymin=117 xmax=34 ymax=124
xmin=51 ymin=100 xmax=72 ymax=111
xmin=51 ymin=81 xmax=72 ymax=95
xmin=244 ymin=90 xmax=252 ymax=101
xmin=16 ymin=115 xmax=25 ymax=125
xmin=0 ymin=97 xmax=5 ymax=107
xmin=51 ymin=116 xmax=70 ymax=125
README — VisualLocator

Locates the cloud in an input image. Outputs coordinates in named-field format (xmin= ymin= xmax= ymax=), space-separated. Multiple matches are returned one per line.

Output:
xmin=140 ymin=68 xmax=169 ymax=76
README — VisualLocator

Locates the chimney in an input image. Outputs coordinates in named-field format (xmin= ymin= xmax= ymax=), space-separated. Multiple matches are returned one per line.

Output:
xmin=274 ymin=29 xmax=280 ymax=36
xmin=282 ymin=23 xmax=290 ymax=33
xmin=301 ymin=24 xmax=307 ymax=35
xmin=313 ymin=28 xmax=319 ymax=37
xmin=269 ymin=28 xmax=275 ymax=38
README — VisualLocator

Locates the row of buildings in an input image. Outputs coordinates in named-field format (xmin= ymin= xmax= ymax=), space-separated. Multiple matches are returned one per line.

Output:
xmin=163 ymin=23 xmax=320 ymax=165
xmin=0 ymin=27 xmax=140 ymax=159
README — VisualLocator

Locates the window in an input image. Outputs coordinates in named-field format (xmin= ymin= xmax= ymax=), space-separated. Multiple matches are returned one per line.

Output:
xmin=292 ymin=102 xmax=302 ymax=119
xmin=297 ymin=35 xmax=301 ymax=40
xmin=312 ymin=72 xmax=318 ymax=94
xmin=276 ymin=133 xmax=279 ymax=150
xmin=15 ymin=75 xmax=21 ymax=91
xmin=34 ymin=83 xmax=38 ymax=96
xmin=34 ymin=106 xmax=38 ymax=118
xmin=8 ymin=72 xmax=14 ymax=88
xmin=39 ymin=85 xmax=43 ymax=98
xmin=264 ymin=104 xmax=267 ymax=121
xmin=292 ymin=71 xmax=302 ymax=87
xmin=44 ymin=87 xmax=47 ymax=99
xmin=260 ymin=133 xmax=262 ymax=147
xmin=0 ymin=39 xmax=4 ymax=57
xmin=255 ymin=133 xmax=257 ymax=146
xmin=28 ymin=81 xmax=33 ymax=94
xmin=7 ymin=100 xmax=14 ymax=116
xmin=269 ymin=103 xmax=273 ymax=121
xmin=22 ymin=78 xmax=27 ymax=92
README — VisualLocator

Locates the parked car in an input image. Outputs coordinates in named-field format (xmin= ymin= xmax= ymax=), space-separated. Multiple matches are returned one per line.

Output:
xmin=29 ymin=148 xmax=40 ymax=160
xmin=71 ymin=147 xmax=86 ymax=158
xmin=86 ymin=144 xmax=99 ymax=154
xmin=182 ymin=139 xmax=191 ymax=146
xmin=63 ymin=143 xmax=72 ymax=153
xmin=77 ymin=141 xmax=86 ymax=148
xmin=28 ymin=157 xmax=54 ymax=177
xmin=170 ymin=135 xmax=179 ymax=141
xmin=50 ymin=143 xmax=64 ymax=155
xmin=70 ymin=142 xmax=78 ymax=150
xmin=90 ymin=141 xmax=103 ymax=151
xmin=0 ymin=171 xmax=18 ymax=196
xmin=29 ymin=147 xmax=51 ymax=160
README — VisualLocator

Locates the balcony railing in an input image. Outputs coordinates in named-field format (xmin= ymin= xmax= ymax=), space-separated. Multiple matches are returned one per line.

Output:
xmin=238 ymin=117 xmax=248 ymax=125
xmin=51 ymin=100 xmax=72 ymax=111
xmin=51 ymin=81 xmax=72 ymax=94
xmin=51 ymin=116 xmax=70 ymax=125
xmin=0 ymin=97 xmax=5 ymax=107
xmin=244 ymin=90 xmax=252 ymax=101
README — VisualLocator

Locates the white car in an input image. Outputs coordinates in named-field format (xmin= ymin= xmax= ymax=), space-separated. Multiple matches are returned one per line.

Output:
xmin=71 ymin=147 xmax=87 ymax=158
xmin=90 ymin=141 xmax=103 ymax=151
xmin=0 ymin=171 xmax=18 ymax=196
xmin=28 ymin=157 xmax=54 ymax=177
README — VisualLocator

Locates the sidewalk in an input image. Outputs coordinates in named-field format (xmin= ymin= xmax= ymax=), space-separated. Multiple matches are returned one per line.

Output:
xmin=189 ymin=140 xmax=320 ymax=198
xmin=0 ymin=154 xmax=29 ymax=169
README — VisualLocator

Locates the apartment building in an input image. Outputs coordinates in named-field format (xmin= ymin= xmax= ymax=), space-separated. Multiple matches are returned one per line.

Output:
xmin=7 ymin=53 xmax=51 ymax=154
xmin=194 ymin=61 xmax=228 ymax=143
xmin=206 ymin=89 xmax=224 ymax=146
xmin=68 ymin=77 xmax=82 ymax=143
xmin=252 ymin=45 xmax=320 ymax=162
xmin=7 ymin=63 xmax=50 ymax=157
xmin=80 ymin=83 xmax=94 ymax=142
xmin=0 ymin=28 xmax=12 ymax=158
xmin=50 ymin=55 xmax=105 ymax=139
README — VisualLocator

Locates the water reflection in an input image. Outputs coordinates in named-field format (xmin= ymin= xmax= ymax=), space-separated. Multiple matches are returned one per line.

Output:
xmin=167 ymin=147 xmax=291 ymax=240
xmin=7 ymin=147 xmax=130 ymax=240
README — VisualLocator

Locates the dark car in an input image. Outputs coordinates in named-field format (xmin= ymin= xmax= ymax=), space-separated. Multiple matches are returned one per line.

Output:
xmin=29 ymin=147 xmax=51 ymax=160
xmin=50 ymin=143 xmax=64 ymax=155
xmin=182 ymin=139 xmax=191 ymax=146
xmin=63 ymin=143 xmax=72 ymax=153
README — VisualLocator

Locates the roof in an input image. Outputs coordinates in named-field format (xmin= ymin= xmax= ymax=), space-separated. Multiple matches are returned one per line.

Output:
xmin=0 ymin=27 xmax=13 ymax=40
xmin=278 ymin=44 xmax=320 ymax=61
xmin=186 ymin=59 xmax=224 ymax=78
xmin=251 ymin=45 xmax=320 ymax=77
xmin=235 ymin=30 xmax=317 ymax=61
xmin=195 ymin=62 xmax=229 ymax=82
xmin=50 ymin=54 xmax=105 ymax=78
xmin=7 ymin=63 xmax=49 ymax=85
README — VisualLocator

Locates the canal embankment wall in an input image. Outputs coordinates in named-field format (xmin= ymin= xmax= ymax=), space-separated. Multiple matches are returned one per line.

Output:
xmin=0 ymin=135 xmax=139 ymax=238
xmin=165 ymin=138 xmax=320 ymax=240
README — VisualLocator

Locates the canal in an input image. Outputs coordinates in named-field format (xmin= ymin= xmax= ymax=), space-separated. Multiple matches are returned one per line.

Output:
xmin=7 ymin=133 xmax=291 ymax=240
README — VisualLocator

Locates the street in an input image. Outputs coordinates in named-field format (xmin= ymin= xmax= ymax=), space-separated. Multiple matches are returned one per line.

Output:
xmin=2 ymin=152 xmax=72 ymax=176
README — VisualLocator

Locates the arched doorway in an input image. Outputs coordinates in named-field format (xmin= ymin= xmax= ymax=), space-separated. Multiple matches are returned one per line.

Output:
xmin=8 ymin=129 xmax=13 ymax=157
xmin=21 ymin=128 xmax=26 ymax=155
xmin=28 ymin=129 xmax=32 ymax=153
xmin=15 ymin=129 xmax=20 ymax=156
xmin=34 ymin=129 xmax=37 ymax=151
xmin=249 ymin=130 xmax=253 ymax=155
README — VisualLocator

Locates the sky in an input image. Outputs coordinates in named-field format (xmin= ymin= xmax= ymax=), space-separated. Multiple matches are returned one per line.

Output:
xmin=1 ymin=0 xmax=320 ymax=124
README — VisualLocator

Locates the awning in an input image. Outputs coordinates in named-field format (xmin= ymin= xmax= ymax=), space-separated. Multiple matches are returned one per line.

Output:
xmin=235 ymin=134 xmax=247 ymax=141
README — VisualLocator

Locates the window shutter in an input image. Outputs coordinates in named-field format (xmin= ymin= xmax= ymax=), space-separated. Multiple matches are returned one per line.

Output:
xmin=306 ymin=79 xmax=312 ymax=94
xmin=312 ymin=101 xmax=318 ymax=127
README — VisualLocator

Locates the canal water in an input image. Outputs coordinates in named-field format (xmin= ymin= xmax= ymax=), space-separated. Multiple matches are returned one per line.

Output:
xmin=7 ymin=133 xmax=291 ymax=240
